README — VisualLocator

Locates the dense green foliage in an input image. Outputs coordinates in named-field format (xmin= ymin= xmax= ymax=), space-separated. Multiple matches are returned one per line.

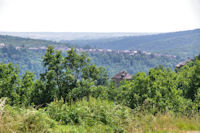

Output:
xmin=0 ymin=47 xmax=200 ymax=132
xmin=67 ymin=29 xmax=200 ymax=58
xmin=32 ymin=46 xmax=106 ymax=105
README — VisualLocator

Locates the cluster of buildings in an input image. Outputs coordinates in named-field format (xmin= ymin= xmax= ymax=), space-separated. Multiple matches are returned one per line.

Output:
xmin=26 ymin=46 xmax=177 ymax=58
xmin=27 ymin=46 xmax=139 ymax=55
xmin=0 ymin=43 xmax=176 ymax=58
xmin=74 ymin=48 xmax=139 ymax=56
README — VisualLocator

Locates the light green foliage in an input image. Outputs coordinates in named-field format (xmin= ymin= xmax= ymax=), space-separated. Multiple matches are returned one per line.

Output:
xmin=127 ymin=112 xmax=200 ymax=133
xmin=46 ymin=97 xmax=131 ymax=132
xmin=116 ymin=67 xmax=189 ymax=113
xmin=1 ymin=98 xmax=200 ymax=133
xmin=0 ymin=105 xmax=56 ymax=133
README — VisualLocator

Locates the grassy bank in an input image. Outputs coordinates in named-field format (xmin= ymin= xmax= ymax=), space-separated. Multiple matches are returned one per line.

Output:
xmin=0 ymin=98 xmax=200 ymax=133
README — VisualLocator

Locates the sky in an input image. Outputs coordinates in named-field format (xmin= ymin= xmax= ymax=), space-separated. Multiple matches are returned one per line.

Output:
xmin=0 ymin=0 xmax=199 ymax=32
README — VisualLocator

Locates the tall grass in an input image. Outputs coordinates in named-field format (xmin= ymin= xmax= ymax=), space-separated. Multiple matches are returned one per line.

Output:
xmin=0 ymin=97 xmax=200 ymax=133
xmin=128 ymin=112 xmax=200 ymax=133
xmin=0 ymin=98 xmax=56 ymax=133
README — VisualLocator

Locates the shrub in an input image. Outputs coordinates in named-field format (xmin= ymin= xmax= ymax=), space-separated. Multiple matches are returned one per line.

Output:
xmin=0 ymin=105 xmax=56 ymax=133
xmin=46 ymin=97 xmax=132 ymax=132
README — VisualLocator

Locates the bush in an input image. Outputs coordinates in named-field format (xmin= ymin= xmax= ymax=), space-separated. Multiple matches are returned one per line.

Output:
xmin=46 ymin=97 xmax=132 ymax=132
xmin=68 ymin=80 xmax=109 ymax=102
xmin=0 ymin=105 xmax=56 ymax=133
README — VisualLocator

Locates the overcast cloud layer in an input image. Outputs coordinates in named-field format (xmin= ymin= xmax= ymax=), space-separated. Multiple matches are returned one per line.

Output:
xmin=0 ymin=0 xmax=199 ymax=32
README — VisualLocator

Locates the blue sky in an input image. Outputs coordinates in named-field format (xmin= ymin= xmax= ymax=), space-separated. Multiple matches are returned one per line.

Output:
xmin=0 ymin=0 xmax=199 ymax=32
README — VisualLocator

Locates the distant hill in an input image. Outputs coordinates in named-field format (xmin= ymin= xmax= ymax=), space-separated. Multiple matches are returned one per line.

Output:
xmin=64 ymin=29 xmax=200 ymax=58
xmin=0 ymin=35 xmax=69 ymax=48
xmin=0 ymin=32 xmax=197 ymax=76
xmin=0 ymin=34 xmax=181 ymax=77
xmin=0 ymin=32 xmax=152 ymax=41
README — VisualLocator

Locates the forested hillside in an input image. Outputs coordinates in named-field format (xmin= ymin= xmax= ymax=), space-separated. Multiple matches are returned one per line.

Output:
xmin=0 ymin=35 xmax=70 ymax=48
xmin=0 ymin=47 xmax=200 ymax=132
xmin=0 ymin=46 xmax=44 ymax=76
xmin=2 ymin=30 xmax=199 ymax=76
xmin=65 ymin=29 xmax=200 ymax=58
xmin=0 ymin=33 xmax=187 ymax=77
xmin=88 ymin=52 xmax=180 ymax=76
xmin=0 ymin=45 xmax=181 ymax=77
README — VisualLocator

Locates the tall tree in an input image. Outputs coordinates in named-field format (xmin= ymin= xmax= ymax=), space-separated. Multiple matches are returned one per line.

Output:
xmin=35 ymin=46 xmax=105 ymax=105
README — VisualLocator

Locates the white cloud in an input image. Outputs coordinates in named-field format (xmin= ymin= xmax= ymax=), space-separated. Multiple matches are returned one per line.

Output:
xmin=0 ymin=0 xmax=5 ymax=11
xmin=190 ymin=0 xmax=200 ymax=22
xmin=0 ymin=0 xmax=199 ymax=32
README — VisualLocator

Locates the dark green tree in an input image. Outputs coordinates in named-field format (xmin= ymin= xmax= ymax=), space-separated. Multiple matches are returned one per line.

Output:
xmin=18 ymin=71 xmax=35 ymax=106
xmin=34 ymin=46 xmax=106 ymax=105
xmin=189 ymin=59 xmax=200 ymax=101
xmin=0 ymin=63 xmax=20 ymax=105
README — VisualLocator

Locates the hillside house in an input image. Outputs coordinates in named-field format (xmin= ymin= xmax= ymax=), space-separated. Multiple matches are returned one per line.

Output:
xmin=111 ymin=71 xmax=132 ymax=86
xmin=28 ymin=47 xmax=39 ymax=50
xmin=40 ymin=46 xmax=47 ymax=50
xmin=0 ymin=43 xmax=5 ymax=48
xmin=176 ymin=58 xmax=191 ymax=69
xmin=15 ymin=46 xmax=22 ymax=50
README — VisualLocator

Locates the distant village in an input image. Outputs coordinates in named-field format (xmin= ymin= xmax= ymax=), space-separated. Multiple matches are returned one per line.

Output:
xmin=0 ymin=42 xmax=177 ymax=59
